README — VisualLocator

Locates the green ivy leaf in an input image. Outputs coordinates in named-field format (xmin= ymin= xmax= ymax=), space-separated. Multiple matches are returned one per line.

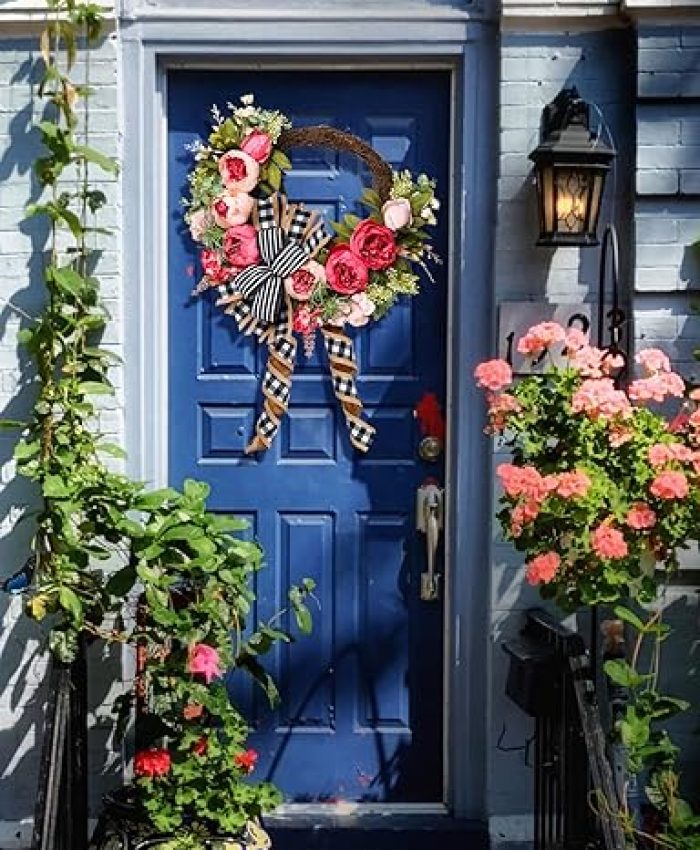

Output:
xmin=72 ymin=144 xmax=119 ymax=175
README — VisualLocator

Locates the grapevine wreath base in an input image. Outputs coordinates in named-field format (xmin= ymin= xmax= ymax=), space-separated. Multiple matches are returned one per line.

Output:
xmin=185 ymin=97 xmax=440 ymax=454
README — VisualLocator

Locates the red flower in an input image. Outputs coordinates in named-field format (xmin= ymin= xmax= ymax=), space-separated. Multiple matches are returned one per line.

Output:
xmin=349 ymin=219 xmax=397 ymax=271
xmin=134 ymin=748 xmax=171 ymax=779
xmin=223 ymin=224 xmax=260 ymax=268
xmin=183 ymin=702 xmax=204 ymax=720
xmin=192 ymin=736 xmax=208 ymax=757
xmin=240 ymin=130 xmax=273 ymax=164
xmin=234 ymin=748 xmax=258 ymax=774
xmin=325 ymin=245 xmax=369 ymax=296
xmin=292 ymin=305 xmax=322 ymax=335
xmin=200 ymin=248 xmax=232 ymax=285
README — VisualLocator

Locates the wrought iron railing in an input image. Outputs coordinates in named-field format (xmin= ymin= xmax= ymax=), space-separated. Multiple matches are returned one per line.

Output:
xmin=32 ymin=641 xmax=89 ymax=850
xmin=503 ymin=608 xmax=627 ymax=850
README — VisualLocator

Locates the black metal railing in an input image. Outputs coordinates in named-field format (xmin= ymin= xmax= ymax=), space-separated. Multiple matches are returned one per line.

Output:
xmin=32 ymin=641 xmax=89 ymax=850
xmin=504 ymin=608 xmax=627 ymax=850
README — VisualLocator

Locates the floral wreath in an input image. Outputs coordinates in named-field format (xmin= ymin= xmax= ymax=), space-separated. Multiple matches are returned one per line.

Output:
xmin=184 ymin=94 xmax=440 ymax=454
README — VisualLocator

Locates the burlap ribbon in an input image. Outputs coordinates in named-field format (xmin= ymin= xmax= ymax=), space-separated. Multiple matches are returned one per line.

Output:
xmin=215 ymin=194 xmax=376 ymax=454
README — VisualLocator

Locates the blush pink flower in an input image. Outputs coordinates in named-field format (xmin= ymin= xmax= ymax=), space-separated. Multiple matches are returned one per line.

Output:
xmin=381 ymin=198 xmax=413 ymax=231
xmin=218 ymin=149 xmax=260 ymax=193
xmin=628 ymin=372 xmax=685 ymax=404
xmin=486 ymin=392 xmax=522 ymax=434
xmin=474 ymin=359 xmax=513 ymax=392
xmin=564 ymin=327 xmax=588 ymax=352
xmin=223 ymin=224 xmax=260 ymax=268
xmin=626 ymin=503 xmax=657 ymax=530
xmin=284 ymin=260 xmax=326 ymax=302
xmin=211 ymin=192 xmax=255 ymax=228
xmin=240 ymin=129 xmax=273 ymax=164
xmin=189 ymin=208 xmax=211 ymax=242
xmin=554 ymin=470 xmax=592 ymax=499
xmin=517 ymin=322 xmax=566 ymax=358
xmin=636 ymin=348 xmax=671 ymax=375
xmin=690 ymin=388 xmax=700 ymax=402
xmin=496 ymin=464 xmax=551 ymax=502
xmin=650 ymin=470 xmax=689 ymax=500
xmin=187 ymin=644 xmax=222 ymax=684
xmin=571 ymin=378 xmax=631 ymax=420
xmin=510 ymin=499 xmax=540 ymax=536
xmin=525 ymin=551 xmax=560 ymax=585
xmin=648 ymin=442 xmax=693 ymax=467
xmin=591 ymin=523 xmax=629 ymax=560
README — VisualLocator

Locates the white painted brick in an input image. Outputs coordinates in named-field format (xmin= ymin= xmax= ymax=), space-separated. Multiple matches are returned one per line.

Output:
xmin=637 ymin=119 xmax=681 ymax=146
xmin=637 ymin=244 xmax=686 ymax=267
xmin=635 ymin=217 xmax=679 ymax=244
xmin=681 ymin=170 xmax=700 ymax=194
xmin=637 ymin=169 xmax=680 ymax=195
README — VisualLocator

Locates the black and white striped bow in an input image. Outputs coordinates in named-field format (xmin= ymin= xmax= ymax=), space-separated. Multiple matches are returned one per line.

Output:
xmin=232 ymin=197 xmax=327 ymax=323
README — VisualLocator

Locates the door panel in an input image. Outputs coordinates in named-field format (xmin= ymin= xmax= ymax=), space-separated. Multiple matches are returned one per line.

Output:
xmin=167 ymin=69 xmax=450 ymax=803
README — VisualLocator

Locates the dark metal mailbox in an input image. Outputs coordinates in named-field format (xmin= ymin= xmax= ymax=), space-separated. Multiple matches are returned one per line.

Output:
xmin=502 ymin=635 xmax=558 ymax=718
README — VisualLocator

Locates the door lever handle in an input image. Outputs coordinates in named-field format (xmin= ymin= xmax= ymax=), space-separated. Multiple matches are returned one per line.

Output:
xmin=416 ymin=482 xmax=444 ymax=601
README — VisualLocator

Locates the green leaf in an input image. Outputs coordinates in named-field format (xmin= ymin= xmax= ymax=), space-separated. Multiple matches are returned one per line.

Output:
xmin=0 ymin=419 xmax=25 ymax=430
xmin=78 ymin=380 xmax=114 ymax=396
xmin=50 ymin=265 xmax=85 ymax=297
xmin=267 ymin=162 xmax=283 ymax=191
xmin=98 ymin=442 xmax=127 ymax=459
xmin=612 ymin=604 xmax=646 ymax=632
xmin=72 ymin=144 xmax=119 ymax=175
xmin=105 ymin=564 xmax=137 ymax=598
xmin=270 ymin=149 xmax=292 ymax=171
xmin=183 ymin=478 xmax=210 ymax=503
xmin=134 ymin=488 xmax=180 ymax=510
xmin=43 ymin=475 xmax=71 ymax=499
xmin=604 ymin=659 xmax=648 ymax=689
xmin=58 ymin=586 xmax=83 ymax=625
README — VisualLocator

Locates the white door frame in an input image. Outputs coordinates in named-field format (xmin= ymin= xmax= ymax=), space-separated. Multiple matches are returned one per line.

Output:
xmin=120 ymin=3 xmax=498 ymax=821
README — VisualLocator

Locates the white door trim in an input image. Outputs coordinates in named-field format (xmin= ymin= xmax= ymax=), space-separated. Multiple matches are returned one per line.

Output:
xmin=120 ymin=11 xmax=497 ymax=821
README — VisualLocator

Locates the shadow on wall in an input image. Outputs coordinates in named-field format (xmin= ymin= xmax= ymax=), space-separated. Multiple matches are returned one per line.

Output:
xmin=0 ymin=43 xmax=118 ymax=826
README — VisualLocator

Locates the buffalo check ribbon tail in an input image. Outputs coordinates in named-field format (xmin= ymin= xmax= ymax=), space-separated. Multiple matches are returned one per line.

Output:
xmin=321 ymin=327 xmax=375 ymax=453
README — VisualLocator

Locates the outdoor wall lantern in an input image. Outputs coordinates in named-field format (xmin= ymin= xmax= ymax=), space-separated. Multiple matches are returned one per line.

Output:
xmin=529 ymin=87 xmax=616 ymax=247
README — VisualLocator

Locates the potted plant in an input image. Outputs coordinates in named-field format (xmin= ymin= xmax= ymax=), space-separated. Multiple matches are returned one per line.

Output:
xmin=474 ymin=322 xmax=700 ymax=846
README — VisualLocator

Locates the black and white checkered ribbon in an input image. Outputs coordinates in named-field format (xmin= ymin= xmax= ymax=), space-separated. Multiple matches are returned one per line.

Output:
xmin=233 ymin=198 xmax=328 ymax=323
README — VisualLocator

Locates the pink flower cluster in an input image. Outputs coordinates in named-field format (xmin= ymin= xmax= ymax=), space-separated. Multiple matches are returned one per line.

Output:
xmin=486 ymin=392 xmax=522 ymax=434
xmin=648 ymin=442 xmax=693 ymax=467
xmin=628 ymin=348 xmax=685 ymax=404
xmin=187 ymin=644 xmax=222 ymax=684
xmin=525 ymin=551 xmax=560 ymax=585
xmin=571 ymin=378 xmax=631 ymax=421
xmin=626 ymin=502 xmax=657 ymax=530
xmin=497 ymin=464 xmax=552 ymax=502
xmin=591 ymin=523 xmax=629 ymax=560
xmin=650 ymin=470 xmax=689 ymax=500
xmin=517 ymin=322 xmax=566 ymax=358
xmin=474 ymin=359 xmax=512 ymax=392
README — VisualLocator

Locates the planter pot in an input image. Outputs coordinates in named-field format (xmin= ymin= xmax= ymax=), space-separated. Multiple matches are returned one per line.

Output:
xmin=90 ymin=788 xmax=269 ymax=850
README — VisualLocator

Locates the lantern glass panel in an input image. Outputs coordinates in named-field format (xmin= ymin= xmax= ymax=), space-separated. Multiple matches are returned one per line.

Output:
xmin=555 ymin=167 xmax=590 ymax=235
xmin=541 ymin=165 xmax=555 ymax=233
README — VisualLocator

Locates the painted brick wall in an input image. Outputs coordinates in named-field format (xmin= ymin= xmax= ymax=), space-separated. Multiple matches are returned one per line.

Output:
xmin=0 ymin=33 xmax=123 ymax=848
xmin=490 ymin=28 xmax=636 ymax=840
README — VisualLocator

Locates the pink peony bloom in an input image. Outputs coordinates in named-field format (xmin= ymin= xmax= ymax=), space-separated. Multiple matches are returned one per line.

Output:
xmin=628 ymin=372 xmax=685 ymax=404
xmin=187 ymin=644 xmax=222 ymax=684
xmin=345 ymin=293 xmax=376 ymax=328
xmin=626 ymin=503 xmax=657 ymax=530
xmin=284 ymin=260 xmax=326 ymax=302
xmin=240 ymin=129 xmax=273 ymax=164
xmin=591 ymin=524 xmax=629 ymax=560
xmin=571 ymin=378 xmax=631 ymax=420
xmin=325 ymin=245 xmax=369 ymax=295
xmin=292 ymin=305 xmax=323 ymax=335
xmin=381 ymin=198 xmax=413 ymax=231
xmin=636 ymin=348 xmax=671 ymax=375
xmin=525 ymin=551 xmax=560 ymax=585
xmin=200 ymin=248 xmax=232 ymax=285
xmin=648 ymin=443 xmax=693 ymax=467
xmin=189 ymin=208 xmax=211 ymax=242
xmin=349 ymin=220 xmax=397 ymax=271
xmin=650 ymin=470 xmax=689 ymax=500
xmin=211 ymin=192 xmax=255 ymax=228
xmin=474 ymin=359 xmax=513 ymax=392
xmin=554 ymin=470 xmax=592 ymax=499
xmin=486 ymin=392 xmax=522 ymax=433
xmin=218 ymin=149 xmax=260 ymax=193
xmin=517 ymin=322 xmax=566 ymax=358
xmin=223 ymin=224 xmax=260 ymax=268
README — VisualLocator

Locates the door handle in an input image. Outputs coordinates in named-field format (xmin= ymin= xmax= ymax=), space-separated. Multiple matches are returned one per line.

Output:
xmin=416 ymin=481 xmax=444 ymax=601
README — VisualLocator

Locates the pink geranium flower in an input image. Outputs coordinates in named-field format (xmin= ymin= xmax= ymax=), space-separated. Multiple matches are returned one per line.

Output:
xmin=525 ymin=551 xmax=560 ymax=585
xmin=485 ymin=392 xmax=522 ymax=434
xmin=187 ymin=644 xmax=222 ymax=684
xmin=650 ymin=470 xmax=689 ymax=500
xmin=591 ymin=523 xmax=628 ymax=560
xmin=636 ymin=348 xmax=671 ymax=375
xmin=628 ymin=372 xmax=685 ymax=404
xmin=648 ymin=443 xmax=693 ymax=467
xmin=474 ymin=359 xmax=513 ymax=392
xmin=626 ymin=503 xmax=657 ymax=530
xmin=496 ymin=463 xmax=552 ymax=502
xmin=571 ymin=378 xmax=631 ymax=420
xmin=554 ymin=470 xmax=591 ymax=499
xmin=517 ymin=322 xmax=566 ymax=358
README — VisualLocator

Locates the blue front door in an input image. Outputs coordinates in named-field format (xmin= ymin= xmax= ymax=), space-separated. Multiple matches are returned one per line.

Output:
xmin=168 ymin=70 xmax=449 ymax=804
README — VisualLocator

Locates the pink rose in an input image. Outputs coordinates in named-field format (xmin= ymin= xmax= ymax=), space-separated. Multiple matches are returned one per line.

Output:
xmin=650 ymin=470 xmax=689 ymax=500
xmin=292 ymin=305 xmax=322 ymax=335
xmin=240 ymin=130 xmax=273 ymax=164
xmin=211 ymin=192 xmax=254 ymax=228
xmin=381 ymin=198 xmax=413 ymax=231
xmin=525 ymin=552 xmax=560 ymax=585
xmin=284 ymin=260 xmax=325 ymax=302
xmin=189 ymin=209 xmax=211 ymax=242
xmin=200 ymin=248 xmax=232 ymax=284
xmin=326 ymin=245 xmax=369 ymax=295
xmin=474 ymin=359 xmax=513 ymax=392
xmin=591 ymin=523 xmax=628 ymax=560
xmin=223 ymin=224 xmax=260 ymax=268
xmin=187 ymin=644 xmax=222 ymax=684
xmin=218 ymin=150 xmax=260 ymax=193
xmin=349 ymin=220 xmax=397 ymax=271
xmin=626 ymin=503 xmax=657 ymax=530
